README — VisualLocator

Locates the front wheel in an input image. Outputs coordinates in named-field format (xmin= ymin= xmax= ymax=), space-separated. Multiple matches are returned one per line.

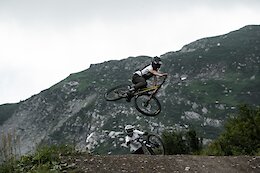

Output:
xmin=146 ymin=134 xmax=165 ymax=155
xmin=134 ymin=94 xmax=161 ymax=116
xmin=104 ymin=84 xmax=129 ymax=101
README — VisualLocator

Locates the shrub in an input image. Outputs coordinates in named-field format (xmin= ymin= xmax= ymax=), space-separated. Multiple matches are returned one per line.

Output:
xmin=162 ymin=129 xmax=202 ymax=155
xmin=205 ymin=104 xmax=260 ymax=155
xmin=0 ymin=144 xmax=76 ymax=173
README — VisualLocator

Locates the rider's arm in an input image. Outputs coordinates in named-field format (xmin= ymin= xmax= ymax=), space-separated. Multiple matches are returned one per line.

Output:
xmin=134 ymin=130 xmax=148 ymax=136
xmin=149 ymin=69 xmax=167 ymax=86
xmin=134 ymin=129 xmax=145 ymax=135
xmin=149 ymin=69 xmax=167 ymax=77
xmin=125 ymin=136 xmax=132 ymax=146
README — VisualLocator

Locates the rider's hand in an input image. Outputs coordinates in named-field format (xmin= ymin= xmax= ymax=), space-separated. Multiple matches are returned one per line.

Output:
xmin=159 ymin=73 xmax=167 ymax=77
xmin=126 ymin=141 xmax=131 ymax=146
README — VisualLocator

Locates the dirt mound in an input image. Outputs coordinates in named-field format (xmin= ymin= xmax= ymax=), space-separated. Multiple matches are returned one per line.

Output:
xmin=60 ymin=154 xmax=260 ymax=173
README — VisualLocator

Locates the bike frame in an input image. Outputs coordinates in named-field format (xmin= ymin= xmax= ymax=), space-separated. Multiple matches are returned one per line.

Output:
xmin=133 ymin=76 xmax=167 ymax=98
xmin=136 ymin=134 xmax=164 ymax=155
xmin=136 ymin=137 xmax=153 ymax=155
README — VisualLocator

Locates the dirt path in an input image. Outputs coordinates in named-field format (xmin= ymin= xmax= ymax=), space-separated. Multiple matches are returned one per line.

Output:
xmin=60 ymin=154 xmax=260 ymax=173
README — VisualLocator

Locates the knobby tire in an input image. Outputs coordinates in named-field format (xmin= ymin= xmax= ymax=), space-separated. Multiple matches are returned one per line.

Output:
xmin=147 ymin=134 xmax=165 ymax=155
xmin=104 ymin=84 xmax=129 ymax=101
xmin=134 ymin=94 xmax=161 ymax=116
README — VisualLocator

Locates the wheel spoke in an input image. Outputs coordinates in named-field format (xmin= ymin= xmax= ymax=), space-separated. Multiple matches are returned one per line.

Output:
xmin=134 ymin=95 xmax=161 ymax=116
xmin=105 ymin=84 xmax=129 ymax=101
xmin=148 ymin=135 xmax=165 ymax=155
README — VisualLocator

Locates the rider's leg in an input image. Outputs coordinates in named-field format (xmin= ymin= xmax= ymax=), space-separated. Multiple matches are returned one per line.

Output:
xmin=126 ymin=75 xmax=146 ymax=102
xmin=132 ymin=74 xmax=147 ymax=91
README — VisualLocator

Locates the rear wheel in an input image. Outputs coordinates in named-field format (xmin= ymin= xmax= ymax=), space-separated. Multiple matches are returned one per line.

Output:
xmin=147 ymin=134 xmax=165 ymax=155
xmin=134 ymin=94 xmax=161 ymax=116
xmin=104 ymin=84 xmax=129 ymax=101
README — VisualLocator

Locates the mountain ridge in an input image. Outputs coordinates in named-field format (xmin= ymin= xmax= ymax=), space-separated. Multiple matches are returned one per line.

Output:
xmin=0 ymin=25 xmax=260 ymax=155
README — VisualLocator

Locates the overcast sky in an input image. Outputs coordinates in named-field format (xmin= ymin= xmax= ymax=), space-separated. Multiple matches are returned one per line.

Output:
xmin=0 ymin=0 xmax=260 ymax=104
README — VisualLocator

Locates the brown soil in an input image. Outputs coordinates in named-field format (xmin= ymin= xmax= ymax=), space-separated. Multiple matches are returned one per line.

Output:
xmin=60 ymin=154 xmax=260 ymax=173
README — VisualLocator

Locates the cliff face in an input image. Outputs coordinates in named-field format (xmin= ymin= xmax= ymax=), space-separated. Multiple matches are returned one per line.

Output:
xmin=0 ymin=25 xmax=260 ymax=155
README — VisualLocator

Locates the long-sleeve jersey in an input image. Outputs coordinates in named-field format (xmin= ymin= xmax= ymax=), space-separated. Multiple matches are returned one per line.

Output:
xmin=125 ymin=129 xmax=145 ymax=152
xmin=134 ymin=65 xmax=157 ymax=80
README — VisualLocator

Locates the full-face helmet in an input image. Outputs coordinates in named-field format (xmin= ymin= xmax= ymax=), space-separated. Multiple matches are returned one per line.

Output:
xmin=151 ymin=56 xmax=162 ymax=69
xmin=125 ymin=125 xmax=134 ymax=135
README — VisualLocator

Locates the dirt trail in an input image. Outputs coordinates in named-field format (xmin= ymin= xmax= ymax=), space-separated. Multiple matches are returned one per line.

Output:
xmin=61 ymin=154 xmax=260 ymax=173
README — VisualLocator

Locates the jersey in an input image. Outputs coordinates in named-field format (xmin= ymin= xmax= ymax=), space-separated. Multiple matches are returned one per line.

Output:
xmin=125 ymin=129 xmax=145 ymax=152
xmin=134 ymin=64 xmax=156 ymax=80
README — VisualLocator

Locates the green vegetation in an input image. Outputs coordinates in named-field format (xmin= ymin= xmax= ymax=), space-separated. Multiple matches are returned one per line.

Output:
xmin=1 ymin=104 xmax=259 ymax=172
xmin=162 ymin=104 xmax=260 ymax=156
xmin=0 ymin=129 xmax=82 ymax=172
xmin=0 ymin=144 xmax=78 ymax=173
xmin=0 ymin=103 xmax=19 ymax=125
xmin=0 ymin=129 xmax=20 ymax=165
xmin=204 ymin=105 xmax=260 ymax=155
xmin=183 ymin=80 xmax=226 ymax=103
xmin=162 ymin=129 xmax=203 ymax=155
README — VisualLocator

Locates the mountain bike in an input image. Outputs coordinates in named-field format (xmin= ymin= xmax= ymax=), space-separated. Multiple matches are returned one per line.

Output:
xmin=104 ymin=76 xmax=167 ymax=116
xmin=137 ymin=133 xmax=165 ymax=155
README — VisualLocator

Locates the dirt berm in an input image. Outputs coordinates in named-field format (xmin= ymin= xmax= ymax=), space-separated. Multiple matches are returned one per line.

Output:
xmin=61 ymin=154 xmax=260 ymax=173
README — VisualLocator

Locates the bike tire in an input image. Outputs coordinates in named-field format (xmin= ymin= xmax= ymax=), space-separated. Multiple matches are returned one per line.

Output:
xmin=104 ymin=84 xmax=129 ymax=101
xmin=134 ymin=94 xmax=161 ymax=116
xmin=147 ymin=134 xmax=165 ymax=155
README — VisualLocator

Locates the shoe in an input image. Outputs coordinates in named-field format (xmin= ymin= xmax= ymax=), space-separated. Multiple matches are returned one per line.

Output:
xmin=126 ymin=87 xmax=135 ymax=102
xmin=126 ymin=92 xmax=133 ymax=102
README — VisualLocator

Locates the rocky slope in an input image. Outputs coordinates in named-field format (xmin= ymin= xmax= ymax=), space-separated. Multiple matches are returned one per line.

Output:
xmin=0 ymin=25 xmax=260 ymax=155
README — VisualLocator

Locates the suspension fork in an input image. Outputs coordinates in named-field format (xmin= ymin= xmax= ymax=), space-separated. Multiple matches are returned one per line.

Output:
xmin=146 ymin=143 xmax=155 ymax=155
xmin=148 ymin=87 xmax=159 ymax=100
xmin=146 ymin=76 xmax=166 ymax=103
xmin=142 ymin=89 xmax=158 ymax=107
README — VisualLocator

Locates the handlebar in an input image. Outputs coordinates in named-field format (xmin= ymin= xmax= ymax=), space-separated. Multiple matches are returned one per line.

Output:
xmin=161 ymin=75 xmax=168 ymax=82
xmin=156 ymin=75 xmax=167 ymax=88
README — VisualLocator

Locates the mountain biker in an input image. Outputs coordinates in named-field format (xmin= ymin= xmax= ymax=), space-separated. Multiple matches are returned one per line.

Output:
xmin=126 ymin=56 xmax=168 ymax=102
xmin=123 ymin=125 xmax=148 ymax=154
